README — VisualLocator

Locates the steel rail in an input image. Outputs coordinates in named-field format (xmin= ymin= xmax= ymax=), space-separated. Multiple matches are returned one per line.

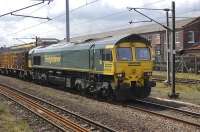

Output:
xmin=135 ymin=99 xmax=200 ymax=117
xmin=127 ymin=103 xmax=200 ymax=128
xmin=152 ymin=76 xmax=200 ymax=84
xmin=0 ymin=89 xmax=66 ymax=131
xmin=0 ymin=86 xmax=89 ymax=132
xmin=0 ymin=83 xmax=116 ymax=132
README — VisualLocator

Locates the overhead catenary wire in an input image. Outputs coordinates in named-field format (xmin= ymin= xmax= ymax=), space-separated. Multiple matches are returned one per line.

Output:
xmin=27 ymin=9 xmax=146 ymax=38
xmin=70 ymin=14 xmax=172 ymax=37
xmin=70 ymin=0 xmax=168 ymax=36
xmin=70 ymin=0 xmax=101 ymax=13
xmin=71 ymin=10 xmax=127 ymax=28
xmin=0 ymin=2 xmax=49 ymax=29
xmin=71 ymin=1 xmax=197 ymax=37
xmin=11 ymin=0 xmax=165 ymax=36
xmin=71 ymin=0 xmax=165 ymax=27
xmin=70 ymin=23 xmax=129 ymax=37
xmin=2 ymin=1 xmax=51 ymax=43
xmin=12 ymin=0 xmax=159 ymax=36
xmin=7 ymin=0 xmax=195 ymax=43
xmin=7 ymin=0 xmax=101 ymax=36
xmin=9 ymin=3 xmax=50 ymax=25
xmin=73 ymin=17 xmax=163 ymax=37
xmin=7 ymin=8 xmax=50 ymax=44
xmin=11 ymin=13 xmax=51 ymax=20
xmin=0 ymin=0 xmax=52 ymax=18
xmin=8 ymin=20 xmax=51 ymax=35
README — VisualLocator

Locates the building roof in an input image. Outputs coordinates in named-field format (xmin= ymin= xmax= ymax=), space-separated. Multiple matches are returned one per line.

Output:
xmin=185 ymin=44 xmax=200 ymax=51
xmin=71 ymin=17 xmax=199 ymax=43
xmin=179 ymin=44 xmax=200 ymax=55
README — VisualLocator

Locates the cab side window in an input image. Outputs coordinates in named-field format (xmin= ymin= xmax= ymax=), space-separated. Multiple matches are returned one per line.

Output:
xmin=100 ymin=49 xmax=112 ymax=61
xmin=33 ymin=56 xmax=41 ymax=65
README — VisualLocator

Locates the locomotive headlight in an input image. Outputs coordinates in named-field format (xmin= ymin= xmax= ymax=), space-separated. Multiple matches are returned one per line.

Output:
xmin=117 ymin=73 xmax=123 ymax=78
xmin=116 ymin=72 xmax=125 ymax=78
xmin=144 ymin=72 xmax=152 ymax=76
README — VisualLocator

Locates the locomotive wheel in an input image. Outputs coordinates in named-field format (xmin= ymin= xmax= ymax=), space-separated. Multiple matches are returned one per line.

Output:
xmin=114 ymin=88 xmax=130 ymax=101
xmin=100 ymin=86 xmax=113 ymax=99
xmin=18 ymin=71 xmax=23 ymax=79
xmin=40 ymin=73 xmax=48 ymax=84
xmin=75 ymin=80 xmax=86 ymax=95
xmin=135 ymin=86 xmax=151 ymax=98
xmin=75 ymin=83 xmax=82 ymax=91
xmin=144 ymin=86 xmax=151 ymax=97
xmin=27 ymin=72 xmax=32 ymax=81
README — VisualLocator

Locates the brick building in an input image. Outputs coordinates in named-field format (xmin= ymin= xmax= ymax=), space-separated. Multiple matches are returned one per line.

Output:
xmin=139 ymin=17 xmax=200 ymax=61
xmin=71 ymin=17 xmax=200 ymax=62
xmin=181 ymin=45 xmax=200 ymax=56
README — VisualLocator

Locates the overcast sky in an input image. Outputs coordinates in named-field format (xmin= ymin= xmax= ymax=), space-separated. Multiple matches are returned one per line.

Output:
xmin=0 ymin=0 xmax=199 ymax=46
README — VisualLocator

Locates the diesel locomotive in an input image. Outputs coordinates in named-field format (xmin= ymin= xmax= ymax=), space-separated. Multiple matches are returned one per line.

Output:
xmin=0 ymin=34 xmax=156 ymax=100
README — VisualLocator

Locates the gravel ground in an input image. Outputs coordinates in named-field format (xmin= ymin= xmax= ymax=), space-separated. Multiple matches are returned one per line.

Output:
xmin=0 ymin=75 xmax=199 ymax=132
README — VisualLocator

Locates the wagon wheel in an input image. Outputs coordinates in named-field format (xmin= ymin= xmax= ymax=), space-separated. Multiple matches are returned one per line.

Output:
xmin=100 ymin=85 xmax=113 ymax=99
xmin=75 ymin=81 xmax=85 ymax=95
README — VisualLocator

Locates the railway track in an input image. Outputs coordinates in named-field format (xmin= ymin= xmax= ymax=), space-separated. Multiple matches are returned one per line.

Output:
xmin=135 ymin=99 xmax=200 ymax=117
xmin=126 ymin=99 xmax=200 ymax=128
xmin=152 ymin=76 xmax=200 ymax=84
xmin=0 ymin=83 xmax=116 ymax=132
xmin=0 ymin=79 xmax=199 ymax=131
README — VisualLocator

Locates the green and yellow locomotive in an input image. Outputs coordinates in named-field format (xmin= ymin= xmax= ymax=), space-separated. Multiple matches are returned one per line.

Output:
xmin=28 ymin=34 xmax=156 ymax=100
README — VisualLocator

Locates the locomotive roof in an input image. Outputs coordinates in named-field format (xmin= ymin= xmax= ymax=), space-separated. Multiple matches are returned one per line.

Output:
xmin=30 ymin=34 xmax=149 ymax=54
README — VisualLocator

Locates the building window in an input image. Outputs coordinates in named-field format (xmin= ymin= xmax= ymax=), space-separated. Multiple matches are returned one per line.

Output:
xmin=154 ymin=34 xmax=160 ymax=39
xmin=142 ymin=35 xmax=152 ymax=42
xmin=154 ymin=34 xmax=160 ymax=44
xmin=155 ymin=46 xmax=161 ymax=56
xmin=147 ymin=35 xmax=152 ymax=42
xmin=175 ymin=32 xmax=180 ymax=43
xmin=187 ymin=31 xmax=194 ymax=43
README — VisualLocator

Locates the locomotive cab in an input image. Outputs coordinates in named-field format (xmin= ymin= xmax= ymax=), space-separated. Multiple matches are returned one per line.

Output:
xmin=113 ymin=40 xmax=156 ymax=99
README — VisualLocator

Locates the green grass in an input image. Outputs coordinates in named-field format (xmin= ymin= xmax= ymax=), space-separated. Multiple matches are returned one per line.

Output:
xmin=151 ymin=82 xmax=200 ymax=105
xmin=0 ymin=102 xmax=32 ymax=132
xmin=153 ymin=71 xmax=200 ymax=80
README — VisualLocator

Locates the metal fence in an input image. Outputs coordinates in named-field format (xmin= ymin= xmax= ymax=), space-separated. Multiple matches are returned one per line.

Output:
xmin=153 ymin=56 xmax=200 ymax=104
xmin=154 ymin=55 xmax=200 ymax=74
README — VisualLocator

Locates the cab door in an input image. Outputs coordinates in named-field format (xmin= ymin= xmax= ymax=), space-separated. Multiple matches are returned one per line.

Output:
xmin=89 ymin=44 xmax=95 ymax=72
